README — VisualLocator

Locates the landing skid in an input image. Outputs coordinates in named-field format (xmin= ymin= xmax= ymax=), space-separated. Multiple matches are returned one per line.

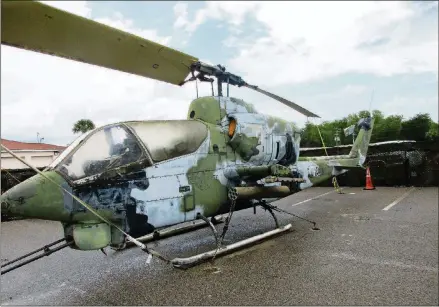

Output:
xmin=170 ymin=223 xmax=292 ymax=269
xmin=168 ymin=203 xmax=292 ymax=269
xmin=122 ymin=206 xmax=293 ymax=270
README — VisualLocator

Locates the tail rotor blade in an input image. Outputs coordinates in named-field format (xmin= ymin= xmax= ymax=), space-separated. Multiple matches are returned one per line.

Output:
xmin=243 ymin=84 xmax=320 ymax=118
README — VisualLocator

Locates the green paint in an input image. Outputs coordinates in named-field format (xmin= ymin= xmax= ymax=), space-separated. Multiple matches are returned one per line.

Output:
xmin=229 ymin=134 xmax=259 ymax=161
xmin=270 ymin=165 xmax=292 ymax=177
xmin=0 ymin=171 xmax=117 ymax=223
xmin=185 ymin=154 xmax=227 ymax=217
xmin=237 ymin=166 xmax=271 ymax=179
xmin=182 ymin=122 xmax=229 ymax=216
xmin=72 ymin=222 xmax=111 ymax=250
xmin=236 ymin=164 xmax=292 ymax=181
xmin=187 ymin=97 xmax=226 ymax=124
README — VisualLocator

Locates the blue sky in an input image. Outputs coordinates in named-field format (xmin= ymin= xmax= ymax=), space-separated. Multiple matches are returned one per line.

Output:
xmin=1 ymin=1 xmax=438 ymax=145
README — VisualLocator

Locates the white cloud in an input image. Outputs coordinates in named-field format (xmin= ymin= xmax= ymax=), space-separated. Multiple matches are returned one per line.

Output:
xmin=173 ymin=1 xmax=259 ymax=33
xmin=188 ymin=1 xmax=438 ymax=86
xmin=1 ymin=2 xmax=196 ymax=146
xmin=173 ymin=2 xmax=189 ymax=30
xmin=175 ymin=1 xmax=438 ymax=126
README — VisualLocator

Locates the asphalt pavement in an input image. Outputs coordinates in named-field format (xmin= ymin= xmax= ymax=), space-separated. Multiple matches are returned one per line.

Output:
xmin=1 ymin=186 xmax=438 ymax=305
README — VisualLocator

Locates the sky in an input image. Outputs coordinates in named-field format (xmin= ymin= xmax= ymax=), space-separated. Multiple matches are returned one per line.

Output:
xmin=1 ymin=1 xmax=438 ymax=146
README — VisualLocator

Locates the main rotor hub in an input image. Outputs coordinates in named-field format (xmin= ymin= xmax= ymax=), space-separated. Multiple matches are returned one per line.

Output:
xmin=180 ymin=61 xmax=252 ymax=97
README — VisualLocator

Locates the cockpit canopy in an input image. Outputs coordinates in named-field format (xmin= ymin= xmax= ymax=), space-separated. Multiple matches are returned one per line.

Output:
xmin=51 ymin=120 xmax=208 ymax=182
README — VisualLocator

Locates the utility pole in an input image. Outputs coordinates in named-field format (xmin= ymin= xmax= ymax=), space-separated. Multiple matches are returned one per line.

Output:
xmin=334 ymin=128 xmax=341 ymax=146
xmin=334 ymin=128 xmax=341 ymax=155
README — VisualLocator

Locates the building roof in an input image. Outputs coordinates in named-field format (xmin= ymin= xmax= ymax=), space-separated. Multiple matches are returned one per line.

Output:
xmin=1 ymin=139 xmax=66 ymax=151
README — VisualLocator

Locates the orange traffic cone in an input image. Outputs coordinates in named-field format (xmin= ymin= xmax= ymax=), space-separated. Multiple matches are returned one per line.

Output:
xmin=363 ymin=166 xmax=375 ymax=190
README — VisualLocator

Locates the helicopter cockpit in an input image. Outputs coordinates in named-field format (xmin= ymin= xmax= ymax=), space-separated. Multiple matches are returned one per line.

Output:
xmin=55 ymin=125 xmax=144 ymax=181
xmin=49 ymin=120 xmax=208 ymax=184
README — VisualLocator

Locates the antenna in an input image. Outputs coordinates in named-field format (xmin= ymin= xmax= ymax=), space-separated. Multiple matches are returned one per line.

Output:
xmin=36 ymin=132 xmax=43 ymax=143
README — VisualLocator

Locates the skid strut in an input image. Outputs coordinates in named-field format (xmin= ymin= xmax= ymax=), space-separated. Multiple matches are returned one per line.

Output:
xmin=170 ymin=202 xmax=289 ymax=269
xmin=196 ymin=213 xmax=219 ymax=245
xmin=260 ymin=202 xmax=280 ymax=228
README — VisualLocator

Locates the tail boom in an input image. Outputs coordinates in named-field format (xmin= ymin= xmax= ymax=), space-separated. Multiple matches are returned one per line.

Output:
xmin=294 ymin=116 xmax=375 ymax=190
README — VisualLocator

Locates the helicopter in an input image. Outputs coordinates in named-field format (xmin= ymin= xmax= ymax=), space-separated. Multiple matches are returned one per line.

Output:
xmin=0 ymin=0 xmax=375 ymax=272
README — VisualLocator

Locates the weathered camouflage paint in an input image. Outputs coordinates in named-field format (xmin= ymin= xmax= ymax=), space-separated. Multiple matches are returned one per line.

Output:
xmin=0 ymin=96 xmax=374 ymax=250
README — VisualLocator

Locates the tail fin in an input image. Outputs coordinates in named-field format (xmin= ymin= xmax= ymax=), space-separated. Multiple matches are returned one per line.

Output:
xmin=348 ymin=116 xmax=375 ymax=166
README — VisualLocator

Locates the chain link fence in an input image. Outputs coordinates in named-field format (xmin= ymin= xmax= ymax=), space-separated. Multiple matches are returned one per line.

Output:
xmin=301 ymin=140 xmax=439 ymax=187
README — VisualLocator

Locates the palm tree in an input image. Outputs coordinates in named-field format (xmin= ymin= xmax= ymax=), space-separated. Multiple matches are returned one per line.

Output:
xmin=72 ymin=119 xmax=96 ymax=134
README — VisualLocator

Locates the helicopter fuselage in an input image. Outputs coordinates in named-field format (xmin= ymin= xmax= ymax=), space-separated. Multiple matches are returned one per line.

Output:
xmin=1 ymin=96 xmax=374 ymax=250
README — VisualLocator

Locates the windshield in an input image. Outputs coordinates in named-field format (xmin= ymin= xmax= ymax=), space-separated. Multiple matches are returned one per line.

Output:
xmin=126 ymin=120 xmax=208 ymax=162
xmin=55 ymin=124 xmax=144 ymax=181
xmin=47 ymin=130 xmax=93 ymax=169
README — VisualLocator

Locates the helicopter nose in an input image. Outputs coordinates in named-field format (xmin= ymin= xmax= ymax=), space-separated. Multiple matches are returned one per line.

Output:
xmin=1 ymin=171 xmax=71 ymax=221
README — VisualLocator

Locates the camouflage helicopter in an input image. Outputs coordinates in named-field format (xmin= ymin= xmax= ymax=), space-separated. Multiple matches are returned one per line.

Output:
xmin=0 ymin=0 xmax=374 ymax=272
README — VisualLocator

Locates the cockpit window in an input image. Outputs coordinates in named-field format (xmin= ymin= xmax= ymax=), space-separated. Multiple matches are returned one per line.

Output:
xmin=127 ymin=120 xmax=208 ymax=162
xmin=47 ymin=130 xmax=93 ymax=169
xmin=56 ymin=125 xmax=144 ymax=181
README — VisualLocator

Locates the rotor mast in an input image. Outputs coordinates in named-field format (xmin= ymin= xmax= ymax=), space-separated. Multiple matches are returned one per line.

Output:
xmin=180 ymin=61 xmax=246 ymax=98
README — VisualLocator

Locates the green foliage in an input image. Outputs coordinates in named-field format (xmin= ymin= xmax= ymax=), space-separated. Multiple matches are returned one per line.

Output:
xmin=427 ymin=121 xmax=439 ymax=141
xmin=371 ymin=114 xmax=403 ymax=143
xmin=400 ymin=113 xmax=432 ymax=141
xmin=300 ymin=111 xmax=437 ymax=147
xmin=72 ymin=119 xmax=95 ymax=134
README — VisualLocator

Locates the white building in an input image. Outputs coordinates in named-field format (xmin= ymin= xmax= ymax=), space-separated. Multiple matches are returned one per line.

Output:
xmin=1 ymin=139 xmax=66 ymax=170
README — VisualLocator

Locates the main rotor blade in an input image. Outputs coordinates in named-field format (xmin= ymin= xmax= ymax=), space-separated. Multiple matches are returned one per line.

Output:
xmin=1 ymin=0 xmax=198 ymax=85
xmin=244 ymin=84 xmax=320 ymax=118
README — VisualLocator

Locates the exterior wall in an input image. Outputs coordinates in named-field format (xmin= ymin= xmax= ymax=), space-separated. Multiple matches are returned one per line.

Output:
xmin=1 ymin=150 xmax=61 ymax=170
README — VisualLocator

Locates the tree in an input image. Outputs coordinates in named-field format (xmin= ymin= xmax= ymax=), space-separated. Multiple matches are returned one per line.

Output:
xmin=298 ymin=110 xmax=436 ymax=147
xmin=371 ymin=114 xmax=403 ymax=143
xmin=400 ymin=113 xmax=432 ymax=141
xmin=300 ymin=122 xmax=321 ymax=147
xmin=427 ymin=121 xmax=439 ymax=141
xmin=72 ymin=119 xmax=95 ymax=134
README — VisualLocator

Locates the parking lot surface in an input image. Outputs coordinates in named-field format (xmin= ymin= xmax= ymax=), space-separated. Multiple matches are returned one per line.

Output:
xmin=1 ymin=186 xmax=438 ymax=305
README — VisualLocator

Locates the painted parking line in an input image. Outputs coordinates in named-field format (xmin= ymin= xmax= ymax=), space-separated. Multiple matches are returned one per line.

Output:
xmin=291 ymin=188 xmax=343 ymax=207
xmin=382 ymin=186 xmax=416 ymax=211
